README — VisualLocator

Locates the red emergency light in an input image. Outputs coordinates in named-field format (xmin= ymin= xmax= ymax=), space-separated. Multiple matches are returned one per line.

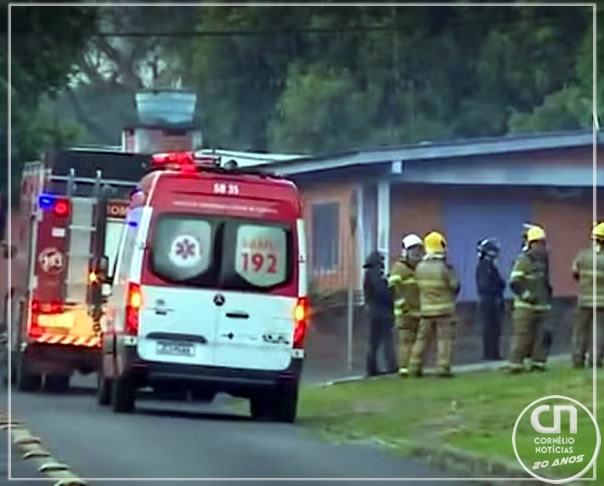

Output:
xmin=151 ymin=152 xmax=221 ymax=173
xmin=152 ymin=151 xmax=194 ymax=166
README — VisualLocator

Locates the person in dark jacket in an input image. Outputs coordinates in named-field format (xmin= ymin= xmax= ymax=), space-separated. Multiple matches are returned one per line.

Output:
xmin=363 ymin=251 xmax=397 ymax=376
xmin=476 ymin=238 xmax=506 ymax=360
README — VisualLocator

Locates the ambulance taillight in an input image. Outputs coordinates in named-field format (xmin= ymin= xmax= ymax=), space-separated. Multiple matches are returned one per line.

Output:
xmin=293 ymin=297 xmax=308 ymax=349
xmin=125 ymin=282 xmax=142 ymax=335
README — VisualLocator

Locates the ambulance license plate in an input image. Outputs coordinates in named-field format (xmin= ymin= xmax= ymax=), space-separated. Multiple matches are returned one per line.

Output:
xmin=156 ymin=341 xmax=195 ymax=357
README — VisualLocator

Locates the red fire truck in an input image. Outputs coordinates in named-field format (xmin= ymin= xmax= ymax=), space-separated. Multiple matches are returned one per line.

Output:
xmin=2 ymin=90 xmax=206 ymax=392
xmin=2 ymin=149 xmax=149 ymax=391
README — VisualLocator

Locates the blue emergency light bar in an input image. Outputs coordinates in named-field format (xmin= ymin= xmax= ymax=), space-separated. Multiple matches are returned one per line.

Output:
xmin=38 ymin=195 xmax=55 ymax=210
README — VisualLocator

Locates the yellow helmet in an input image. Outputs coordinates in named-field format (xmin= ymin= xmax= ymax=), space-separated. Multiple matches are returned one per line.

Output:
xmin=424 ymin=231 xmax=447 ymax=254
xmin=526 ymin=225 xmax=546 ymax=244
xmin=592 ymin=222 xmax=604 ymax=239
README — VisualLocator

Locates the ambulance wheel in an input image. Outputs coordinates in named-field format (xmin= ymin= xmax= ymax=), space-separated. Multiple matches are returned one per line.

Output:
xmin=0 ymin=350 xmax=12 ymax=385
xmin=249 ymin=395 xmax=272 ymax=421
xmin=15 ymin=355 xmax=41 ymax=392
xmin=271 ymin=384 xmax=298 ymax=423
xmin=44 ymin=374 xmax=70 ymax=393
xmin=97 ymin=372 xmax=112 ymax=406
xmin=111 ymin=375 xmax=134 ymax=413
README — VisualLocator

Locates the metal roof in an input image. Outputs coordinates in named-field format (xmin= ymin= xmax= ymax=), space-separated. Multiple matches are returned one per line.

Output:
xmin=269 ymin=129 xmax=601 ymax=176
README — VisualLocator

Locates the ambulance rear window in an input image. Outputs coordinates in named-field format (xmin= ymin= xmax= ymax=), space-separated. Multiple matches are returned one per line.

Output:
xmin=148 ymin=214 xmax=293 ymax=291
xmin=150 ymin=215 xmax=218 ymax=285
xmin=220 ymin=222 xmax=292 ymax=290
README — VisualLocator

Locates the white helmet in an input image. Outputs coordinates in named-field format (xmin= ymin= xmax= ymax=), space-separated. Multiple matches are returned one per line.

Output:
xmin=402 ymin=234 xmax=423 ymax=249
xmin=401 ymin=233 xmax=423 ymax=258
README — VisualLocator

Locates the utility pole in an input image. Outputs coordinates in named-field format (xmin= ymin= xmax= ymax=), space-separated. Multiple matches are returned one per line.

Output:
xmin=347 ymin=191 xmax=359 ymax=371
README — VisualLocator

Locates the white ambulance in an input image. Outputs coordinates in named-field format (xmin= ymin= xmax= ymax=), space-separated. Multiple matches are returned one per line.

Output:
xmin=98 ymin=152 xmax=308 ymax=422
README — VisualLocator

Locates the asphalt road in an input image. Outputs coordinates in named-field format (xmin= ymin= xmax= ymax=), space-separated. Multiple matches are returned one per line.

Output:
xmin=0 ymin=374 xmax=474 ymax=486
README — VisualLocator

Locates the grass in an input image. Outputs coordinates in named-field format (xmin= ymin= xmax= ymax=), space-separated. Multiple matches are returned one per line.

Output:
xmin=295 ymin=365 xmax=603 ymax=479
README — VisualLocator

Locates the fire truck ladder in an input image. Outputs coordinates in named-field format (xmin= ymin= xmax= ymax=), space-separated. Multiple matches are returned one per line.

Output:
xmin=49 ymin=169 xmax=137 ymax=303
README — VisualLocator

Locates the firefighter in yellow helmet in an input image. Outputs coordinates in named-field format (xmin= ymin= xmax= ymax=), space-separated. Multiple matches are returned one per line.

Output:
xmin=507 ymin=224 xmax=553 ymax=373
xmin=388 ymin=234 xmax=424 ymax=377
xmin=409 ymin=231 xmax=460 ymax=377
xmin=570 ymin=222 xmax=604 ymax=368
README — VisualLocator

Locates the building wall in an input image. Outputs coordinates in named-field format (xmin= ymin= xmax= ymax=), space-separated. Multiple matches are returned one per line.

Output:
xmin=296 ymin=144 xmax=602 ymax=297
xmin=534 ymin=189 xmax=602 ymax=297
xmin=389 ymin=185 xmax=443 ymax=267
xmin=439 ymin=186 xmax=534 ymax=302
xmin=300 ymin=182 xmax=357 ymax=292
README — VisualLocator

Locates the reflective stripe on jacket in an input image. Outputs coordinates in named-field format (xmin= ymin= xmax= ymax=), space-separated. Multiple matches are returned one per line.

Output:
xmin=416 ymin=255 xmax=460 ymax=317
xmin=388 ymin=260 xmax=420 ymax=320
xmin=572 ymin=247 xmax=604 ymax=308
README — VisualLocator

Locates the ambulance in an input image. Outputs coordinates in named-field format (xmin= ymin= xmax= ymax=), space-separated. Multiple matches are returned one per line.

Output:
xmin=98 ymin=152 xmax=308 ymax=422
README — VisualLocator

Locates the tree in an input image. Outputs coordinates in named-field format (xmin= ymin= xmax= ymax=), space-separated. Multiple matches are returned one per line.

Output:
xmin=52 ymin=3 xmax=199 ymax=146
xmin=184 ymin=5 xmax=591 ymax=153
xmin=0 ymin=3 xmax=97 ymax=197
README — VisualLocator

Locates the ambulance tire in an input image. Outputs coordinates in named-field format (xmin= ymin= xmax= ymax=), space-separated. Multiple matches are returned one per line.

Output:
xmin=0 ymin=350 xmax=13 ymax=385
xmin=111 ymin=375 xmax=135 ymax=413
xmin=249 ymin=395 xmax=272 ymax=422
xmin=15 ymin=354 xmax=41 ymax=392
xmin=271 ymin=384 xmax=298 ymax=424
xmin=44 ymin=374 xmax=70 ymax=393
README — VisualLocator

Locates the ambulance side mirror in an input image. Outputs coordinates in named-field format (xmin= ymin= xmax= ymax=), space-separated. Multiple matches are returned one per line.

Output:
xmin=101 ymin=283 xmax=112 ymax=298
xmin=95 ymin=256 xmax=110 ymax=282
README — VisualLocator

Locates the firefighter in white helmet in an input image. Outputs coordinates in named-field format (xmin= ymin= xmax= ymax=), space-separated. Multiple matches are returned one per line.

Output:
xmin=388 ymin=234 xmax=424 ymax=377
xmin=571 ymin=222 xmax=604 ymax=368
xmin=507 ymin=224 xmax=553 ymax=373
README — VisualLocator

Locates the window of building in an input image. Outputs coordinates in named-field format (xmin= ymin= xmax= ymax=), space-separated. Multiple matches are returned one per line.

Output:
xmin=311 ymin=201 xmax=340 ymax=271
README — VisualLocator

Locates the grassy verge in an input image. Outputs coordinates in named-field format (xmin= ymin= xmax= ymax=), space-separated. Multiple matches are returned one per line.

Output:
xmin=296 ymin=366 xmax=602 ymax=478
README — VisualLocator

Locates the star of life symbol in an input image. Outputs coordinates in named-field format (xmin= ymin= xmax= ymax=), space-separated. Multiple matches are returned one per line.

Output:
xmin=39 ymin=247 xmax=64 ymax=275
xmin=169 ymin=234 xmax=202 ymax=268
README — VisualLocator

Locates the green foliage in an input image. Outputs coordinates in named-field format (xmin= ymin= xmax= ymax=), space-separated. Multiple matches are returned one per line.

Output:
xmin=0 ymin=4 xmax=97 ymax=195
xmin=183 ymin=6 xmax=594 ymax=153
xmin=298 ymin=365 xmax=602 ymax=477
xmin=2 ymin=4 xmax=602 ymax=197
xmin=509 ymin=87 xmax=591 ymax=133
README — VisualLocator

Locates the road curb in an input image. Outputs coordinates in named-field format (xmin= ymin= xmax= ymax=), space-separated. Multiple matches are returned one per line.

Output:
xmin=315 ymin=353 xmax=573 ymax=388
xmin=0 ymin=409 xmax=87 ymax=485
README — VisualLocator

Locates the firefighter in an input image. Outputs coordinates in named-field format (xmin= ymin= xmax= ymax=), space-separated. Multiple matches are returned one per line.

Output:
xmin=476 ymin=238 xmax=506 ymax=360
xmin=571 ymin=222 xmax=604 ymax=368
xmin=409 ymin=231 xmax=460 ymax=378
xmin=507 ymin=225 xmax=553 ymax=373
xmin=363 ymin=251 xmax=398 ymax=376
xmin=388 ymin=234 xmax=424 ymax=377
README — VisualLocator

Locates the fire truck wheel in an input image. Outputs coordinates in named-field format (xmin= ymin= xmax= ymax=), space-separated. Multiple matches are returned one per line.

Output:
xmin=97 ymin=371 xmax=112 ymax=406
xmin=44 ymin=374 xmax=70 ymax=393
xmin=111 ymin=375 xmax=135 ymax=413
xmin=15 ymin=355 xmax=42 ymax=392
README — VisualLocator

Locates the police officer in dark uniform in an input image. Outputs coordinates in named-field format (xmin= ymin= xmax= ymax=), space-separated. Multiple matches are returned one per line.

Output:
xmin=363 ymin=251 xmax=397 ymax=376
xmin=476 ymin=238 xmax=506 ymax=360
